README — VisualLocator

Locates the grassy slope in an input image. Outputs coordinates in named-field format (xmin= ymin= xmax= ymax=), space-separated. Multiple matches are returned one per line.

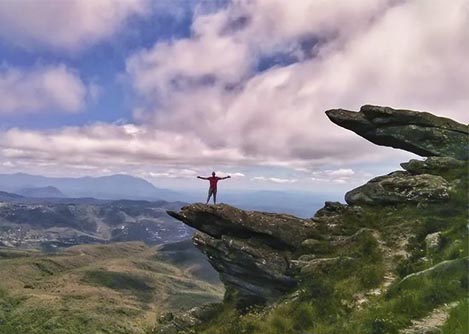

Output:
xmin=192 ymin=163 xmax=468 ymax=334
xmin=0 ymin=242 xmax=223 ymax=334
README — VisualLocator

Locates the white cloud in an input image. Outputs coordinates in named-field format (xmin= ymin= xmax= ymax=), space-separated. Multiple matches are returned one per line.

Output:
xmin=1 ymin=0 xmax=468 ymax=179
xmin=0 ymin=0 xmax=149 ymax=51
xmin=124 ymin=0 xmax=468 ymax=169
xmin=333 ymin=179 xmax=348 ymax=184
xmin=326 ymin=169 xmax=355 ymax=177
xmin=0 ymin=124 xmax=249 ymax=168
xmin=228 ymin=172 xmax=246 ymax=178
xmin=1 ymin=161 xmax=14 ymax=168
xmin=0 ymin=64 xmax=88 ymax=114
xmin=127 ymin=25 xmax=251 ymax=99
xmin=148 ymin=168 xmax=198 ymax=178
xmin=252 ymin=176 xmax=298 ymax=184
xmin=311 ymin=168 xmax=358 ymax=184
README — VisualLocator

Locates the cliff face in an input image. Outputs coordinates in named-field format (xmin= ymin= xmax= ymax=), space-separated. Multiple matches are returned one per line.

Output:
xmin=160 ymin=105 xmax=468 ymax=334
xmin=167 ymin=204 xmax=318 ymax=305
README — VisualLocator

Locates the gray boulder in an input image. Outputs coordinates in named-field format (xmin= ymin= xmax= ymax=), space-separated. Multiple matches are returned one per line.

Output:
xmin=401 ymin=157 xmax=465 ymax=175
xmin=345 ymin=171 xmax=450 ymax=205
xmin=394 ymin=257 xmax=468 ymax=292
xmin=155 ymin=303 xmax=221 ymax=334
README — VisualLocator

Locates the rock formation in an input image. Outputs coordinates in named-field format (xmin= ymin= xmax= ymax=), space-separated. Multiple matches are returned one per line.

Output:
xmin=344 ymin=172 xmax=450 ymax=205
xmin=167 ymin=204 xmax=319 ymax=305
xmin=326 ymin=105 xmax=468 ymax=160
xmin=161 ymin=105 xmax=468 ymax=334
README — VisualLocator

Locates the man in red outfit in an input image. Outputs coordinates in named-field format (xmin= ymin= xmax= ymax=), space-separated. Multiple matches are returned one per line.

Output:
xmin=197 ymin=172 xmax=231 ymax=204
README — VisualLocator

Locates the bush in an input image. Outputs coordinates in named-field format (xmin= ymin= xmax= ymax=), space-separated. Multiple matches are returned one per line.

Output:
xmin=360 ymin=264 xmax=385 ymax=289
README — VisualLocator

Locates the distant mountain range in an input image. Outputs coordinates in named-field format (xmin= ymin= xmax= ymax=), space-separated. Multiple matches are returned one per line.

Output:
xmin=0 ymin=173 xmax=339 ymax=218
xmin=0 ymin=173 xmax=181 ymax=201
xmin=0 ymin=191 xmax=24 ymax=201
xmin=17 ymin=185 xmax=65 ymax=198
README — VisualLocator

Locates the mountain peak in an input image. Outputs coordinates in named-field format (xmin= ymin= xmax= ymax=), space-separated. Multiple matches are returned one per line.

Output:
xmin=0 ymin=173 xmax=180 ymax=201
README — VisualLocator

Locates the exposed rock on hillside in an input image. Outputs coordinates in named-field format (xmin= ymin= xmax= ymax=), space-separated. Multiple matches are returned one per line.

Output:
xmin=168 ymin=204 xmax=318 ymax=305
xmin=162 ymin=105 xmax=468 ymax=334
xmin=326 ymin=105 xmax=469 ymax=160
xmin=168 ymin=204 xmax=317 ymax=248
xmin=400 ymin=157 xmax=465 ymax=175
xmin=345 ymin=172 xmax=450 ymax=205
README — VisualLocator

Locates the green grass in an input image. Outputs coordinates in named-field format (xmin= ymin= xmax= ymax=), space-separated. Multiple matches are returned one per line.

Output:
xmin=0 ymin=242 xmax=223 ymax=334
xmin=441 ymin=299 xmax=469 ymax=334
xmin=83 ymin=270 xmax=154 ymax=291
xmin=194 ymin=241 xmax=467 ymax=334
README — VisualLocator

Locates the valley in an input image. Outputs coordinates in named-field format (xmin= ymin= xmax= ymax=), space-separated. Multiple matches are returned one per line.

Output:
xmin=0 ymin=197 xmax=191 ymax=250
xmin=0 ymin=241 xmax=223 ymax=334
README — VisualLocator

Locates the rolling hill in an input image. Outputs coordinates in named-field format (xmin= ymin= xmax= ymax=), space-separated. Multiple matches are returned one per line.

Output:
xmin=0 ymin=241 xmax=223 ymax=334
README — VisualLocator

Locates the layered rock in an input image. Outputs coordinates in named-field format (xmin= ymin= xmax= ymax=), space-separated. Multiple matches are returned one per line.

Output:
xmin=167 ymin=204 xmax=319 ymax=305
xmin=326 ymin=105 xmax=468 ymax=160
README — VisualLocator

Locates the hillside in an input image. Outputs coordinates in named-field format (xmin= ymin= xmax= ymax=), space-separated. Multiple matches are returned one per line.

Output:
xmin=158 ymin=105 xmax=468 ymax=334
xmin=0 ymin=241 xmax=223 ymax=334
xmin=0 ymin=191 xmax=24 ymax=201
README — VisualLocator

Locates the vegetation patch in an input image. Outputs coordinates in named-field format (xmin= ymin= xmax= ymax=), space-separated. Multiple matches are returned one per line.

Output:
xmin=83 ymin=270 xmax=154 ymax=292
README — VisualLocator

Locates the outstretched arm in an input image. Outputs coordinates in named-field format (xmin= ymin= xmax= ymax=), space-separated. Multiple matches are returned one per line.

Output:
xmin=220 ymin=176 xmax=231 ymax=180
xmin=197 ymin=176 xmax=208 ymax=180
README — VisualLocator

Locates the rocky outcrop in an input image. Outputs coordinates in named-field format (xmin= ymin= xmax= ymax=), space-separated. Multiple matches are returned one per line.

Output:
xmin=345 ymin=171 xmax=450 ymax=206
xmin=166 ymin=107 xmax=467 ymax=309
xmin=161 ymin=105 xmax=467 ymax=334
xmin=400 ymin=157 xmax=465 ymax=176
xmin=168 ymin=204 xmax=319 ymax=305
xmin=326 ymin=105 xmax=468 ymax=160
xmin=156 ymin=304 xmax=221 ymax=334
xmin=167 ymin=204 xmax=317 ymax=248
xmin=327 ymin=105 xmax=468 ymax=206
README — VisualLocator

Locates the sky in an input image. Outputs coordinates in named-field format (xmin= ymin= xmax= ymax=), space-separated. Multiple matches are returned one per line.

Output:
xmin=0 ymin=0 xmax=468 ymax=193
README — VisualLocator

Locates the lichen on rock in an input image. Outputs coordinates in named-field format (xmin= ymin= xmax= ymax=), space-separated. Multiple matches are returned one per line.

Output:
xmin=345 ymin=172 xmax=450 ymax=205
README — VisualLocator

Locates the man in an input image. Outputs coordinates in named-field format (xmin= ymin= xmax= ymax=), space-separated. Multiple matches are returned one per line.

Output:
xmin=197 ymin=172 xmax=231 ymax=204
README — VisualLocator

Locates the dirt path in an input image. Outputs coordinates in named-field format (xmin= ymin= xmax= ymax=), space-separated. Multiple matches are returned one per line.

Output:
xmin=355 ymin=229 xmax=409 ymax=307
xmin=400 ymin=302 xmax=458 ymax=334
